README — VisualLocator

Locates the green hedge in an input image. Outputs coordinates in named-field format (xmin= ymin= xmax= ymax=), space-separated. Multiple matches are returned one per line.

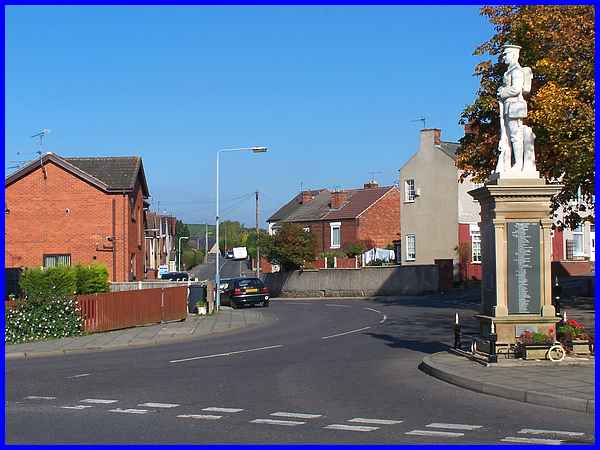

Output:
xmin=5 ymin=296 xmax=84 ymax=344
xmin=19 ymin=264 xmax=109 ymax=302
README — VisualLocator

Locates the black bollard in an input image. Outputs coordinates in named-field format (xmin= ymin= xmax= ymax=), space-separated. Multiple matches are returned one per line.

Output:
xmin=553 ymin=276 xmax=562 ymax=315
xmin=454 ymin=323 xmax=461 ymax=349
xmin=489 ymin=332 xmax=498 ymax=363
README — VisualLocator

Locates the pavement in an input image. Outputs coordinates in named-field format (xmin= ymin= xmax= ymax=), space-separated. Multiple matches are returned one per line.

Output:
xmin=420 ymin=284 xmax=596 ymax=416
xmin=5 ymin=307 xmax=270 ymax=360
xmin=420 ymin=351 xmax=595 ymax=415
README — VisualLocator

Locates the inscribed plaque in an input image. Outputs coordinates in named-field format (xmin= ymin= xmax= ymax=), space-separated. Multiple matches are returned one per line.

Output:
xmin=507 ymin=222 xmax=541 ymax=314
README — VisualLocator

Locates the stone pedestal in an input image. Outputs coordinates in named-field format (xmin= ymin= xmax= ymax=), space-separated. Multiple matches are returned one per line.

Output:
xmin=469 ymin=177 xmax=562 ymax=352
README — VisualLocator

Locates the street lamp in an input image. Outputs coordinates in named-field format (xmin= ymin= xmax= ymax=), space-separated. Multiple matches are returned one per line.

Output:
xmin=216 ymin=147 xmax=268 ymax=311
xmin=178 ymin=236 xmax=189 ymax=271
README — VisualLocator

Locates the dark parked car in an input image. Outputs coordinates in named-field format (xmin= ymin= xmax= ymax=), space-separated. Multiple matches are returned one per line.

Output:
xmin=160 ymin=272 xmax=190 ymax=281
xmin=219 ymin=277 xmax=270 ymax=308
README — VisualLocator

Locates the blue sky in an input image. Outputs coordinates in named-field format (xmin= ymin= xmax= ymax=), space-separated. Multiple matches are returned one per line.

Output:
xmin=5 ymin=6 xmax=492 ymax=227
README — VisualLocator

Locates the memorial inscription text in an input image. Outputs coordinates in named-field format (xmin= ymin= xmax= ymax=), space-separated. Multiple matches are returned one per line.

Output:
xmin=507 ymin=222 xmax=541 ymax=314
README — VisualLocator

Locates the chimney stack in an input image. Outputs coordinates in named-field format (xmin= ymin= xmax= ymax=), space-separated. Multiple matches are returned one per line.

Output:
xmin=363 ymin=180 xmax=379 ymax=189
xmin=330 ymin=190 xmax=348 ymax=209
xmin=420 ymin=128 xmax=442 ymax=148
xmin=300 ymin=191 xmax=313 ymax=204
xmin=464 ymin=121 xmax=479 ymax=136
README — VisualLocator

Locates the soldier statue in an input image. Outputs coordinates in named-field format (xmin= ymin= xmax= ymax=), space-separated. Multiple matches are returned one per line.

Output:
xmin=494 ymin=44 xmax=538 ymax=177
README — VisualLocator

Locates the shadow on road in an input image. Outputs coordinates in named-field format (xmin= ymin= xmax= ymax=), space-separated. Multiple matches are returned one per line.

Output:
xmin=371 ymin=287 xmax=481 ymax=311
xmin=365 ymin=332 xmax=450 ymax=354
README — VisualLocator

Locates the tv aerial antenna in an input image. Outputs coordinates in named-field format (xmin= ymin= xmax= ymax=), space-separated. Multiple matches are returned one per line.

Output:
xmin=30 ymin=129 xmax=51 ymax=177
xmin=411 ymin=117 xmax=427 ymax=128
xmin=368 ymin=170 xmax=383 ymax=183
xmin=31 ymin=129 xmax=51 ymax=154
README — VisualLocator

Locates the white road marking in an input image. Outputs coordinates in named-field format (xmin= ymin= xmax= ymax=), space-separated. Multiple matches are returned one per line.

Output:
xmin=321 ymin=326 xmax=370 ymax=340
xmin=251 ymin=419 xmax=306 ymax=426
xmin=170 ymin=345 xmax=284 ymax=363
xmin=501 ymin=437 xmax=563 ymax=445
xmin=67 ymin=373 xmax=90 ymax=379
xmin=138 ymin=402 xmax=179 ymax=408
xmin=405 ymin=430 xmax=464 ymax=437
xmin=202 ymin=407 xmax=244 ymax=413
xmin=427 ymin=422 xmax=482 ymax=431
xmin=349 ymin=418 xmax=403 ymax=425
xmin=80 ymin=398 xmax=118 ymax=404
xmin=325 ymin=424 xmax=379 ymax=432
xmin=380 ymin=315 xmax=387 ymax=324
xmin=177 ymin=414 xmax=222 ymax=420
xmin=364 ymin=307 xmax=381 ymax=314
xmin=325 ymin=304 xmax=351 ymax=308
xmin=518 ymin=428 xmax=585 ymax=437
xmin=109 ymin=408 xmax=150 ymax=414
xmin=270 ymin=412 xmax=323 ymax=419
xmin=61 ymin=405 xmax=93 ymax=410
xmin=25 ymin=396 xmax=56 ymax=400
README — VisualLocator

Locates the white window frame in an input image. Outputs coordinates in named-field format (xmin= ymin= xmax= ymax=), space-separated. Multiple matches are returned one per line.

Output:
xmin=406 ymin=234 xmax=416 ymax=261
xmin=590 ymin=225 xmax=595 ymax=262
xmin=330 ymin=222 xmax=341 ymax=249
xmin=573 ymin=225 xmax=585 ymax=257
xmin=470 ymin=228 xmax=481 ymax=263
xmin=404 ymin=179 xmax=416 ymax=203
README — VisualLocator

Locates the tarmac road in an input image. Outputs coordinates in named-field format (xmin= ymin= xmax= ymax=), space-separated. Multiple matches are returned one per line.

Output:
xmin=5 ymin=293 xmax=595 ymax=444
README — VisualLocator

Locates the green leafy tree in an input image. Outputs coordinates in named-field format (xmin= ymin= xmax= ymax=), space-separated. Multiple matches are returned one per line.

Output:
xmin=175 ymin=220 xmax=191 ymax=249
xmin=457 ymin=5 xmax=594 ymax=229
xmin=344 ymin=242 xmax=366 ymax=258
xmin=259 ymin=223 xmax=317 ymax=271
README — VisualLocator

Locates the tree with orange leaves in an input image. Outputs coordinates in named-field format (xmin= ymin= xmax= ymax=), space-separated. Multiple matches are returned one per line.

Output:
xmin=457 ymin=6 xmax=594 ymax=229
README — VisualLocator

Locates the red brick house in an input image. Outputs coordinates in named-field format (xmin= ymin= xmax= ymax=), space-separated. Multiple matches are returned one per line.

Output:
xmin=267 ymin=181 xmax=401 ymax=255
xmin=5 ymin=152 xmax=150 ymax=282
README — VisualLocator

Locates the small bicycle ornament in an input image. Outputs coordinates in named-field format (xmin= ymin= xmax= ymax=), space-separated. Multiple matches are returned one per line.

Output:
xmin=547 ymin=342 xmax=566 ymax=362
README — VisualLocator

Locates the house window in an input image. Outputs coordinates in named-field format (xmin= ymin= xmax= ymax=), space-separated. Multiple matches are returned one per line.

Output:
xmin=471 ymin=231 xmax=482 ymax=263
xmin=591 ymin=225 xmax=595 ymax=261
xmin=573 ymin=225 xmax=584 ymax=256
xmin=404 ymin=179 xmax=416 ymax=202
xmin=43 ymin=254 xmax=71 ymax=268
xmin=406 ymin=234 xmax=416 ymax=261
xmin=330 ymin=222 xmax=341 ymax=249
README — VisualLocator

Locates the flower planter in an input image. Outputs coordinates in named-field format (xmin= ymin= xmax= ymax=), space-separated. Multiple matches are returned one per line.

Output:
xmin=570 ymin=339 xmax=591 ymax=355
xmin=520 ymin=344 xmax=552 ymax=360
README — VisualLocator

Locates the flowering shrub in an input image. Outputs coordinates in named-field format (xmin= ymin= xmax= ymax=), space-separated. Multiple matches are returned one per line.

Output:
xmin=517 ymin=330 xmax=554 ymax=345
xmin=5 ymin=296 xmax=84 ymax=344
xmin=557 ymin=319 xmax=587 ymax=341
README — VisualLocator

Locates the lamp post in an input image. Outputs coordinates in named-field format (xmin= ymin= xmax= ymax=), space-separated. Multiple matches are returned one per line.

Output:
xmin=216 ymin=146 xmax=268 ymax=311
xmin=178 ymin=236 xmax=189 ymax=271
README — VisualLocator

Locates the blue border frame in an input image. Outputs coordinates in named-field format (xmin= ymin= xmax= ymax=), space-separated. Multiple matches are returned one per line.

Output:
xmin=2 ymin=2 xmax=597 ymax=448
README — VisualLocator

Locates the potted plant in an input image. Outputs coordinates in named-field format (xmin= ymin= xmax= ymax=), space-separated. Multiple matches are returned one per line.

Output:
xmin=196 ymin=301 xmax=208 ymax=316
xmin=515 ymin=330 xmax=555 ymax=360
xmin=557 ymin=319 xmax=592 ymax=355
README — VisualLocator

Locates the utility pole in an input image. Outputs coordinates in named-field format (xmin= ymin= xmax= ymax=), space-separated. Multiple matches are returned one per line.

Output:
xmin=205 ymin=223 xmax=209 ymax=264
xmin=255 ymin=190 xmax=260 ymax=278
